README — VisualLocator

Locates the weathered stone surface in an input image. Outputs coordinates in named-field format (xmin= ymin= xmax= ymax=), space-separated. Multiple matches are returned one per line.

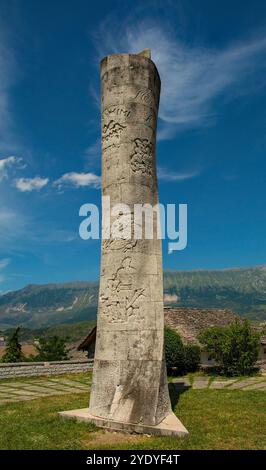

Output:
xmin=87 ymin=51 xmax=181 ymax=433
xmin=59 ymin=409 xmax=188 ymax=437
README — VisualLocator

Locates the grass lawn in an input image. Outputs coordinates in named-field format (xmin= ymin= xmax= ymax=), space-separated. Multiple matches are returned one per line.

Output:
xmin=0 ymin=384 xmax=265 ymax=450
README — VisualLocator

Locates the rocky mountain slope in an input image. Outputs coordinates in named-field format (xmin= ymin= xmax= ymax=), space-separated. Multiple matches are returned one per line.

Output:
xmin=0 ymin=266 xmax=266 ymax=329
xmin=0 ymin=282 xmax=98 ymax=330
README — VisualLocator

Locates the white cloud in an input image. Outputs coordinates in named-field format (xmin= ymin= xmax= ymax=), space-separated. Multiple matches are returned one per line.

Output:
xmin=54 ymin=172 xmax=101 ymax=189
xmin=14 ymin=177 xmax=49 ymax=192
xmin=158 ymin=167 xmax=200 ymax=182
xmin=94 ymin=19 xmax=266 ymax=138
xmin=0 ymin=156 xmax=22 ymax=181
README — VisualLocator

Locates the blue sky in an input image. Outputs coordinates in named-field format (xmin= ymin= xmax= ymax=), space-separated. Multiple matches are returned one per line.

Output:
xmin=0 ymin=0 xmax=266 ymax=292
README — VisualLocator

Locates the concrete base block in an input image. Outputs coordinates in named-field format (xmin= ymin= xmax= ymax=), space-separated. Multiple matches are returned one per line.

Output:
xmin=59 ymin=409 xmax=189 ymax=437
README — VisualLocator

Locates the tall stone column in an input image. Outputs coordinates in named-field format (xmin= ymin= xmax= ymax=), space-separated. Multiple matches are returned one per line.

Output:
xmin=60 ymin=50 xmax=188 ymax=436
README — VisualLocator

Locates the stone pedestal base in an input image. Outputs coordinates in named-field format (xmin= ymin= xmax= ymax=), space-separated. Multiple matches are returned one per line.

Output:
xmin=58 ymin=409 xmax=189 ymax=437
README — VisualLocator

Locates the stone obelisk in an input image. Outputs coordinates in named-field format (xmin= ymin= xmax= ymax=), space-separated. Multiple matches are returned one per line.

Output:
xmin=60 ymin=50 xmax=188 ymax=436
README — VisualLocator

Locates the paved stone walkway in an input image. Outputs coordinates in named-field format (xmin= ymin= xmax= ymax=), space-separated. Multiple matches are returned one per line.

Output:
xmin=0 ymin=374 xmax=265 ymax=405
xmin=172 ymin=375 xmax=266 ymax=391
xmin=0 ymin=377 xmax=91 ymax=405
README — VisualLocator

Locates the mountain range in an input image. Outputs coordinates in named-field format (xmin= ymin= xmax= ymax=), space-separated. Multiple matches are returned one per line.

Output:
xmin=0 ymin=265 xmax=266 ymax=330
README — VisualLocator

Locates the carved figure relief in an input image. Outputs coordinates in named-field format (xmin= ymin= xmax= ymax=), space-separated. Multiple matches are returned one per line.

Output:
xmin=99 ymin=256 xmax=146 ymax=323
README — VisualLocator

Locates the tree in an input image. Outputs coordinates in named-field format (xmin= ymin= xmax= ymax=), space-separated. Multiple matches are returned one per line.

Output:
xmin=183 ymin=344 xmax=201 ymax=372
xmin=1 ymin=327 xmax=25 ymax=363
xmin=34 ymin=335 xmax=69 ymax=361
xmin=164 ymin=328 xmax=184 ymax=373
xmin=198 ymin=320 xmax=260 ymax=376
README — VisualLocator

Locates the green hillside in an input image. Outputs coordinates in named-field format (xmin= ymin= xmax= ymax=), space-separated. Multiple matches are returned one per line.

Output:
xmin=164 ymin=266 xmax=266 ymax=321
xmin=0 ymin=265 xmax=266 ymax=330
xmin=4 ymin=320 xmax=96 ymax=344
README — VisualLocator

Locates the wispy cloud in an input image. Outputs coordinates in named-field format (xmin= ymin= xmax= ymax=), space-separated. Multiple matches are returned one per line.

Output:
xmin=0 ymin=156 xmax=23 ymax=181
xmin=0 ymin=206 xmax=27 ymax=255
xmin=0 ymin=258 xmax=10 ymax=270
xmin=84 ymin=139 xmax=101 ymax=169
xmin=0 ymin=257 xmax=10 ymax=285
xmin=158 ymin=167 xmax=200 ymax=182
xmin=54 ymin=172 xmax=101 ymax=190
xmin=14 ymin=177 xmax=49 ymax=192
xmin=93 ymin=18 xmax=266 ymax=138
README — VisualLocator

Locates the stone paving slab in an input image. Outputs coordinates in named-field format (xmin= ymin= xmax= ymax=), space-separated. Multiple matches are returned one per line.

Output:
xmin=209 ymin=379 xmax=238 ymax=389
xmin=172 ymin=377 xmax=190 ymax=386
xmin=28 ymin=380 xmax=89 ymax=392
xmin=23 ymin=386 xmax=86 ymax=396
xmin=227 ymin=378 xmax=263 ymax=390
xmin=0 ymin=387 xmax=38 ymax=396
xmin=192 ymin=377 xmax=210 ymax=389
xmin=0 ymin=384 xmax=59 ymax=395
xmin=0 ymin=377 xmax=90 ymax=404
xmin=243 ymin=381 xmax=266 ymax=391
xmin=1 ymin=390 xmax=60 ymax=399
xmin=30 ymin=380 xmax=75 ymax=387
xmin=0 ymin=394 xmax=16 ymax=400
xmin=48 ymin=379 xmax=89 ymax=390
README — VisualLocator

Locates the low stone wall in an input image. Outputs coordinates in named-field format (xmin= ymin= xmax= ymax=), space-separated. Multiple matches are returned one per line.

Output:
xmin=0 ymin=359 xmax=93 ymax=379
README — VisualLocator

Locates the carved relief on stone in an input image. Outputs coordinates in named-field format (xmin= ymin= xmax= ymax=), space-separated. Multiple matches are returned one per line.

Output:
xmin=102 ymin=120 xmax=126 ymax=146
xmin=102 ymin=238 xmax=138 ymax=254
xmin=99 ymin=256 xmax=147 ymax=324
xmin=144 ymin=108 xmax=157 ymax=129
xmin=99 ymin=281 xmax=146 ymax=324
xmin=133 ymin=88 xmax=154 ymax=106
xmin=130 ymin=138 xmax=154 ymax=176
xmin=102 ymin=209 xmax=142 ymax=253
xmin=103 ymin=105 xmax=131 ymax=120
xmin=88 ymin=52 xmax=179 ymax=433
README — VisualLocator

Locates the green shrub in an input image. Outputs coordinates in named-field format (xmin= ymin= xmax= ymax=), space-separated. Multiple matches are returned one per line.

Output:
xmin=164 ymin=327 xmax=184 ymax=372
xmin=34 ymin=335 xmax=69 ymax=361
xmin=183 ymin=344 xmax=200 ymax=372
xmin=198 ymin=319 xmax=260 ymax=376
